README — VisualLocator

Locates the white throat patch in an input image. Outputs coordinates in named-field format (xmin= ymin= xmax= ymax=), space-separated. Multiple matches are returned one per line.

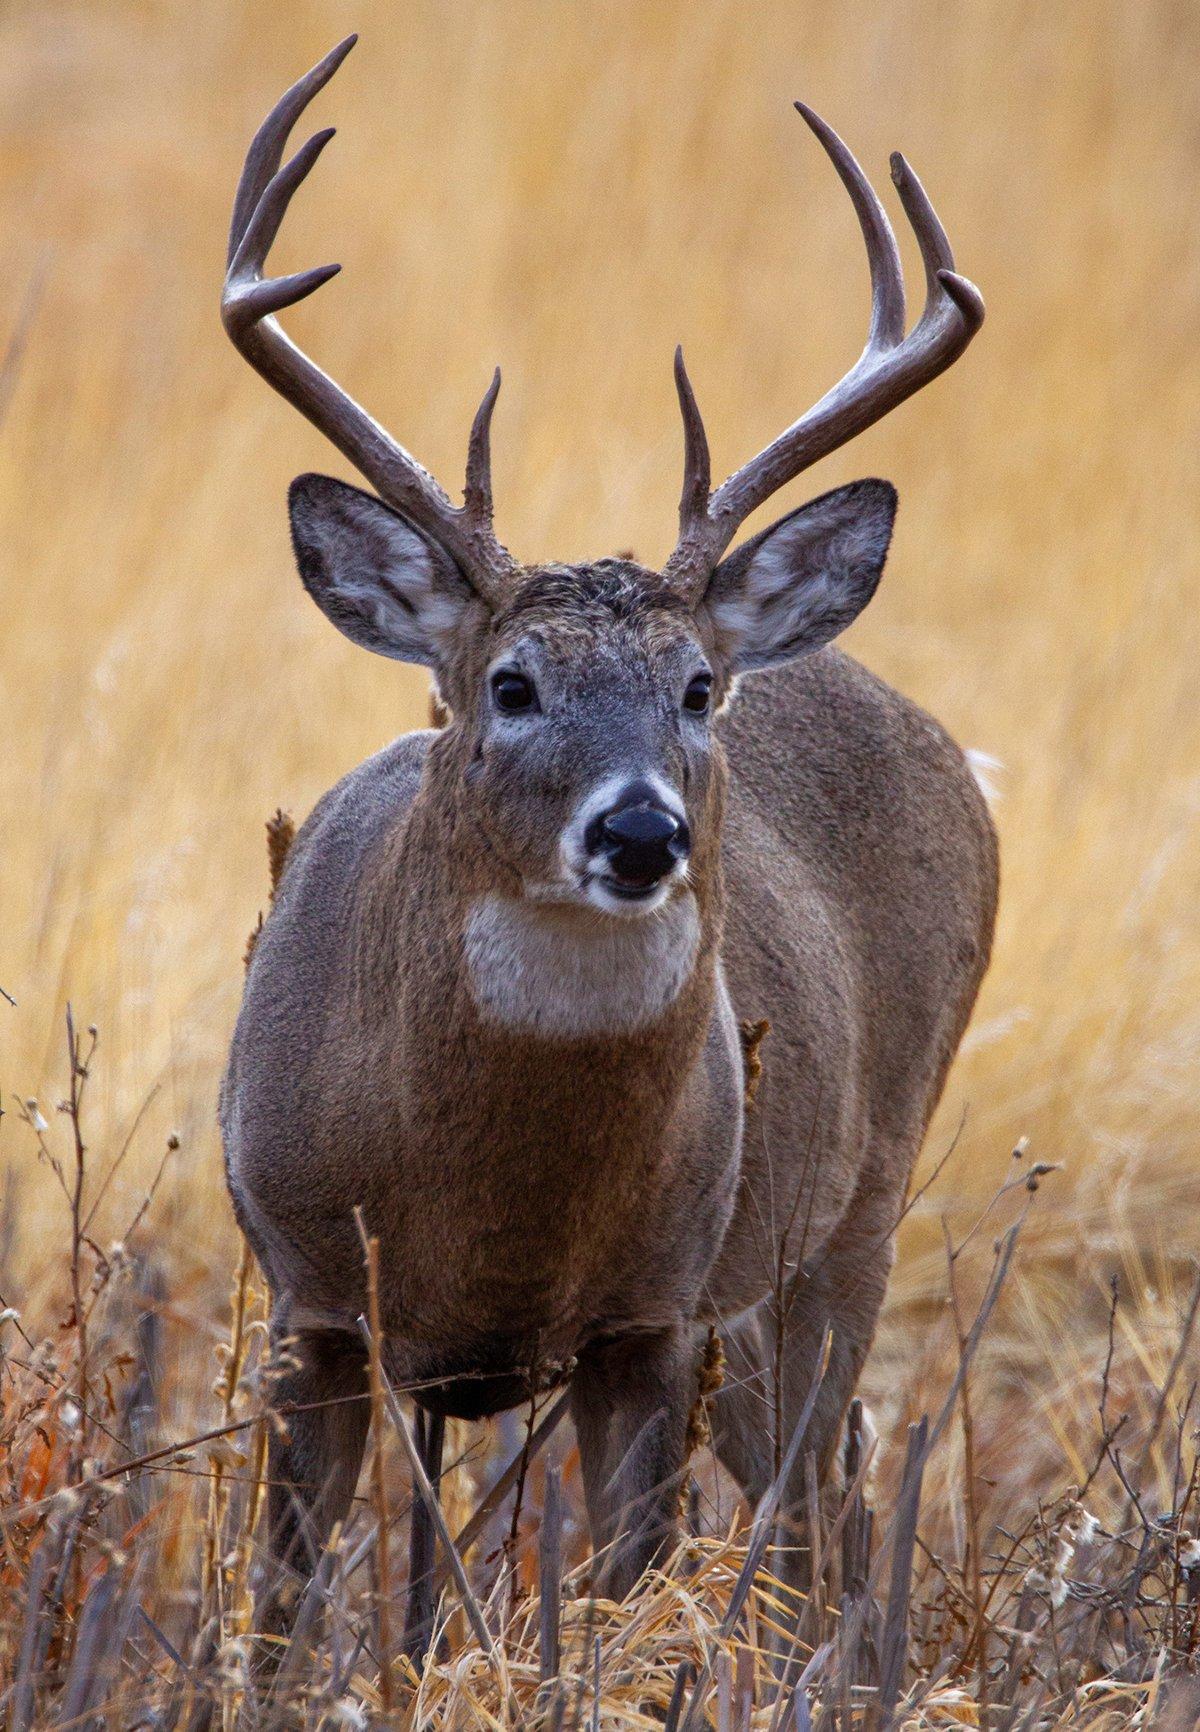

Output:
xmin=463 ymin=891 xmax=701 ymax=1038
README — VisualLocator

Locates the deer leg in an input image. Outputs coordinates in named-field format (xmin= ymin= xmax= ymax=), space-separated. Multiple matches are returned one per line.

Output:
xmin=259 ymin=1323 xmax=370 ymax=1642
xmin=401 ymin=1408 xmax=445 ymax=1671
xmin=711 ymin=1175 xmax=899 ymax=1595
xmin=569 ymin=1326 xmax=695 ymax=1601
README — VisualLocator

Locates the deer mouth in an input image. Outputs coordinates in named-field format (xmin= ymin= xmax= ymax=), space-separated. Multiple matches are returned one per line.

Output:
xmin=598 ymin=872 xmax=666 ymax=902
xmin=584 ymin=867 xmax=683 ymax=917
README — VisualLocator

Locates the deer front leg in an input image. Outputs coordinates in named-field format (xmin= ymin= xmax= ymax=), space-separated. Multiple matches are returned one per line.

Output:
xmin=569 ymin=1326 xmax=696 ymax=1600
xmin=258 ymin=1323 xmax=370 ymax=1642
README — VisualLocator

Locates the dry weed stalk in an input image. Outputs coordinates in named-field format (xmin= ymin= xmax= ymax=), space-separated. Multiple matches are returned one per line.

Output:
xmin=196 ymin=1237 xmax=271 ymax=1728
xmin=244 ymin=807 xmax=296 ymax=969
xmin=683 ymin=1325 xmax=727 ymax=1468
xmin=739 ymin=1018 xmax=770 ymax=1111
xmin=354 ymin=1207 xmax=394 ymax=1715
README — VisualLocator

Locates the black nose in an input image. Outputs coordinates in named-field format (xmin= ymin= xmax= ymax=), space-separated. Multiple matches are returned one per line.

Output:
xmin=586 ymin=785 xmax=690 ymax=886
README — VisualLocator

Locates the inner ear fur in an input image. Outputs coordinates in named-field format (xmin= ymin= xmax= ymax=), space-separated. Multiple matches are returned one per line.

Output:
xmin=288 ymin=472 xmax=476 ymax=669
xmin=702 ymin=478 xmax=897 ymax=674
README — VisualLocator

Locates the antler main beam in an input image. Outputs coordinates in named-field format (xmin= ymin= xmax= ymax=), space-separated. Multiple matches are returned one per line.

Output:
xmin=665 ymin=105 xmax=984 ymax=601
xmin=222 ymin=36 xmax=515 ymax=602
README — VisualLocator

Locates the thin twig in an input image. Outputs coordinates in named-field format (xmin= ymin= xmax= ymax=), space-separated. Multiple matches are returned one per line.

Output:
xmin=941 ymin=1214 xmax=987 ymax=1708
xmin=353 ymin=1207 xmax=393 ymax=1714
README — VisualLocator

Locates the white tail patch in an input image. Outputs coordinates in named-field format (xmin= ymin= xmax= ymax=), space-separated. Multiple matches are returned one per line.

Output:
xmin=965 ymin=749 xmax=1003 ymax=806
xmin=960 ymin=1005 xmax=1031 ymax=1056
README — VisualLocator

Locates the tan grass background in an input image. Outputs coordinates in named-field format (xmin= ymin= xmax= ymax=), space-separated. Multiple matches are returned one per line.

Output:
xmin=2 ymin=0 xmax=1198 ymax=1329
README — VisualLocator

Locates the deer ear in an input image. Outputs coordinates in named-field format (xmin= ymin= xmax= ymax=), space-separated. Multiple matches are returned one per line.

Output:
xmin=288 ymin=473 xmax=474 ymax=668
xmin=702 ymin=479 xmax=897 ymax=673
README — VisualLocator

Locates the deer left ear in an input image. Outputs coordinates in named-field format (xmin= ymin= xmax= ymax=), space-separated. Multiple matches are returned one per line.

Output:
xmin=702 ymin=479 xmax=897 ymax=673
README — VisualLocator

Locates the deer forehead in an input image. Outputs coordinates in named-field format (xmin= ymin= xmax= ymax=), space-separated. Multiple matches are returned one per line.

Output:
xmin=491 ymin=562 xmax=697 ymax=656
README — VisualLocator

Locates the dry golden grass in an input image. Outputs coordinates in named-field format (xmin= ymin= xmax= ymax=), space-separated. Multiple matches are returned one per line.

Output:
xmin=2 ymin=0 xmax=1200 ymax=1724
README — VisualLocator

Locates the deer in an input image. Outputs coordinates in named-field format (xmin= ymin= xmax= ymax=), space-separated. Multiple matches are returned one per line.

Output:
xmin=219 ymin=34 xmax=997 ymax=1642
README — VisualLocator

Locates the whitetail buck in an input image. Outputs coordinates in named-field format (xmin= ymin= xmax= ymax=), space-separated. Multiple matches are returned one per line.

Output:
xmin=220 ymin=36 xmax=996 ymax=1638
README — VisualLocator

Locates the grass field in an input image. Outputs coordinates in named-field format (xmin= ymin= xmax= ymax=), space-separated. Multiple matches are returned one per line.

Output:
xmin=3 ymin=1 xmax=1200 ymax=1724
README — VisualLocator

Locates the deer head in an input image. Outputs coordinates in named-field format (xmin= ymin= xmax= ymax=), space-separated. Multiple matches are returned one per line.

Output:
xmin=223 ymin=36 xmax=982 ymax=921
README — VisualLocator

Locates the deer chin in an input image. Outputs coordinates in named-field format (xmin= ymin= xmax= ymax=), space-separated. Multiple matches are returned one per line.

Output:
xmin=462 ymin=888 xmax=700 ymax=1038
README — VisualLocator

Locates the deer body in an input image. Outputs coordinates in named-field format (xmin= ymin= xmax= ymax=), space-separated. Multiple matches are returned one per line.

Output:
xmin=224 ymin=634 xmax=994 ymax=1599
xmin=226 ymin=719 xmax=740 ymax=1403
xmin=219 ymin=36 xmax=994 ymax=1625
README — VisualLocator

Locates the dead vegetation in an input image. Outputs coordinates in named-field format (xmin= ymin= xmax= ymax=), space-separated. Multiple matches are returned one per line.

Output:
xmin=3 ymin=1021 xmax=1200 ymax=1727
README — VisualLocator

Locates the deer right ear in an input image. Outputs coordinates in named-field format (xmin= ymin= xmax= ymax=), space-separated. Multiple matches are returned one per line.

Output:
xmin=288 ymin=473 xmax=475 ymax=668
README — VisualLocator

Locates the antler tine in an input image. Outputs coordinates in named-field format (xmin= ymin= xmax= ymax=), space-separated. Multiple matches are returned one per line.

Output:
xmin=664 ymin=105 xmax=984 ymax=602
xmin=228 ymin=34 xmax=357 ymax=270
xmin=795 ymin=102 xmax=906 ymax=353
xmin=890 ymin=152 xmax=953 ymax=297
xmin=673 ymin=346 xmax=711 ymax=523
xmin=464 ymin=368 xmax=502 ymax=524
xmin=222 ymin=39 xmax=516 ymax=603
xmin=227 ymin=125 xmax=338 ymax=287
xmin=891 ymin=152 xmax=985 ymax=330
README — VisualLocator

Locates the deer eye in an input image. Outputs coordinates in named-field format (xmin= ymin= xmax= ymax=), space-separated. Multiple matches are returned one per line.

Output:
xmin=682 ymin=672 xmax=712 ymax=715
xmin=491 ymin=669 xmax=539 ymax=715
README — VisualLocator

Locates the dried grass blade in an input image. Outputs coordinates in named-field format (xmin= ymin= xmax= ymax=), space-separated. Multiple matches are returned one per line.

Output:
xmin=10 ymin=1535 xmax=55 ymax=1732
xmin=663 ymin=1659 xmax=694 ymax=1732
xmin=55 ymin=1562 xmax=121 ymax=1725
xmin=353 ymin=1213 xmax=393 ymax=1714
xmin=876 ymin=1416 xmax=929 ymax=1729
xmin=928 ymin=1222 xmax=1020 ymax=1452
xmin=539 ymin=1464 xmax=564 ymax=1687
xmin=265 ymin=1532 xmax=341 ymax=1711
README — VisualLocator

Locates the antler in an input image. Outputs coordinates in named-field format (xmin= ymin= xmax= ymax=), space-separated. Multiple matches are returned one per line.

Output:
xmin=664 ymin=104 xmax=984 ymax=601
xmin=222 ymin=36 xmax=516 ymax=603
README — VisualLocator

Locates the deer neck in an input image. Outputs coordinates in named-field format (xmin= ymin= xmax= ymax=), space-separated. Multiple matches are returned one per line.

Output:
xmin=355 ymin=732 xmax=725 ymax=1133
